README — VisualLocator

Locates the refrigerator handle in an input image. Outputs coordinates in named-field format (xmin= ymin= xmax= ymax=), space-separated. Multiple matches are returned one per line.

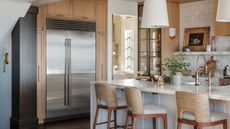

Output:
xmin=64 ymin=41 xmax=68 ymax=107
xmin=68 ymin=40 xmax=72 ymax=108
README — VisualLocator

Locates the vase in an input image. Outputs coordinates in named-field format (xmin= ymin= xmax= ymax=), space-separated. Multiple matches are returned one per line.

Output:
xmin=172 ymin=72 xmax=182 ymax=85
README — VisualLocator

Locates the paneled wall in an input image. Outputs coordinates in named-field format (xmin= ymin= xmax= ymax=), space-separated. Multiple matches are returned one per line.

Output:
xmin=161 ymin=2 xmax=180 ymax=71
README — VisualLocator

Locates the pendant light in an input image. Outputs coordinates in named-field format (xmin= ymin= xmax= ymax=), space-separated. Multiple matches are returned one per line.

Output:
xmin=216 ymin=0 xmax=230 ymax=22
xmin=141 ymin=0 xmax=169 ymax=28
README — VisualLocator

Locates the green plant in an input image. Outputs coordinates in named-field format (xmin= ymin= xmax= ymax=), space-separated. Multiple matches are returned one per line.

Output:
xmin=163 ymin=75 xmax=171 ymax=83
xmin=163 ymin=56 xmax=190 ymax=76
xmin=182 ymin=45 xmax=191 ymax=52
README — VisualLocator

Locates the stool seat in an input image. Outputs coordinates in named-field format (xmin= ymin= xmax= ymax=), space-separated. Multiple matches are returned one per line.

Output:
xmin=124 ymin=87 xmax=168 ymax=129
xmin=144 ymin=104 xmax=167 ymax=115
xmin=183 ymin=112 xmax=228 ymax=122
xmin=176 ymin=92 xmax=228 ymax=129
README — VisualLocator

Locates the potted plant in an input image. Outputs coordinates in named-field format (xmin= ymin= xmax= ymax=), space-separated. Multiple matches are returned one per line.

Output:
xmin=163 ymin=56 xmax=190 ymax=85
xmin=182 ymin=45 xmax=191 ymax=52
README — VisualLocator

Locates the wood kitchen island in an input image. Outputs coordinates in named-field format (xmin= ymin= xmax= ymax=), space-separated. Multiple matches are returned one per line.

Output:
xmin=90 ymin=79 xmax=230 ymax=129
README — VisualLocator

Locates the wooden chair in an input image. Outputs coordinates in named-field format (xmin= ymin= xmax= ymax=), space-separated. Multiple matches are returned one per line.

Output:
xmin=176 ymin=91 xmax=228 ymax=129
xmin=124 ymin=87 xmax=168 ymax=129
xmin=93 ymin=83 xmax=127 ymax=129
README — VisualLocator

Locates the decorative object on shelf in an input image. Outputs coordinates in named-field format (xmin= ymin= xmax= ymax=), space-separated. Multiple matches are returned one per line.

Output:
xmin=141 ymin=0 xmax=169 ymax=28
xmin=211 ymin=36 xmax=217 ymax=51
xmin=169 ymin=27 xmax=176 ymax=39
xmin=216 ymin=0 xmax=230 ymax=22
xmin=206 ymin=56 xmax=216 ymax=77
xmin=206 ymin=44 xmax=211 ymax=52
xmin=163 ymin=56 xmax=190 ymax=84
xmin=182 ymin=45 xmax=191 ymax=52
xmin=223 ymin=65 xmax=230 ymax=78
xmin=183 ymin=27 xmax=210 ymax=51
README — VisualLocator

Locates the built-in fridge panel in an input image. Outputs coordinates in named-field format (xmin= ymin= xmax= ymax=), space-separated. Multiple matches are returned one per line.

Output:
xmin=46 ymin=29 xmax=95 ymax=119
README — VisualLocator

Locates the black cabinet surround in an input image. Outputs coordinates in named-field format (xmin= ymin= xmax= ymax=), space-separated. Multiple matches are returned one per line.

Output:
xmin=11 ymin=6 xmax=38 ymax=129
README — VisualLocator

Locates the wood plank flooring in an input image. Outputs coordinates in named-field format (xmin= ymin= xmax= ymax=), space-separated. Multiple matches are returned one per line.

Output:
xmin=39 ymin=118 xmax=90 ymax=129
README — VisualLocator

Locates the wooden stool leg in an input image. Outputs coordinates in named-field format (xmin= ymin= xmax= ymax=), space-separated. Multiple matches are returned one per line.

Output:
xmin=93 ymin=106 xmax=100 ymax=129
xmin=177 ymin=121 xmax=182 ymax=129
xmin=114 ymin=110 xmax=117 ymax=129
xmin=132 ymin=117 xmax=137 ymax=129
xmin=107 ymin=108 xmax=112 ymax=129
xmin=125 ymin=114 xmax=130 ymax=129
xmin=223 ymin=119 xmax=228 ymax=129
xmin=163 ymin=114 xmax=168 ymax=129
xmin=197 ymin=125 xmax=203 ymax=129
xmin=152 ymin=118 xmax=156 ymax=129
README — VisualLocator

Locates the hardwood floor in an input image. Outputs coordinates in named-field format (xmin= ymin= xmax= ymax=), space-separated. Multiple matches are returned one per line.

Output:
xmin=39 ymin=118 xmax=90 ymax=129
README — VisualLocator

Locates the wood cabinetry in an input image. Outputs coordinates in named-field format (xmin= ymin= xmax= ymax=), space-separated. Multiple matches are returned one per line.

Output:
xmin=46 ymin=0 xmax=96 ymax=21
xmin=96 ymin=0 xmax=108 ymax=80
xmin=72 ymin=0 xmax=95 ymax=20
xmin=46 ymin=0 xmax=72 ymax=18
xmin=37 ymin=6 xmax=44 ymax=30
xmin=214 ymin=0 xmax=230 ymax=36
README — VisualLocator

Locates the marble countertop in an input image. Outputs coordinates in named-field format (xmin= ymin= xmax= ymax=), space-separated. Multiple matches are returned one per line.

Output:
xmin=91 ymin=79 xmax=230 ymax=101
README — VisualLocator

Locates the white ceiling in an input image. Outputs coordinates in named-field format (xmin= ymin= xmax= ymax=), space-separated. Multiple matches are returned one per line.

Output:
xmin=0 ymin=1 xmax=30 ymax=45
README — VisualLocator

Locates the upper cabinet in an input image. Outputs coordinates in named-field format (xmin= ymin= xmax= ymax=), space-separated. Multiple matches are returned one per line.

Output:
xmin=46 ymin=0 xmax=96 ymax=21
xmin=72 ymin=0 xmax=95 ymax=20
xmin=214 ymin=0 xmax=230 ymax=36
xmin=47 ymin=0 xmax=72 ymax=18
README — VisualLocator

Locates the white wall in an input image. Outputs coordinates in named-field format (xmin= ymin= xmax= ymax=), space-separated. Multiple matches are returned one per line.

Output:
xmin=108 ymin=0 xmax=138 ymax=80
xmin=0 ymin=35 xmax=12 ymax=129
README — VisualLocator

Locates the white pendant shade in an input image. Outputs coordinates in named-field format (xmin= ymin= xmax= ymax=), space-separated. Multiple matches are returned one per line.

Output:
xmin=216 ymin=0 xmax=230 ymax=22
xmin=141 ymin=0 xmax=169 ymax=28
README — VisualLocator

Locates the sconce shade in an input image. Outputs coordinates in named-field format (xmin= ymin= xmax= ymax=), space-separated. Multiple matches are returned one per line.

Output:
xmin=169 ymin=27 xmax=176 ymax=38
xmin=141 ymin=0 xmax=169 ymax=28
xmin=216 ymin=0 xmax=230 ymax=22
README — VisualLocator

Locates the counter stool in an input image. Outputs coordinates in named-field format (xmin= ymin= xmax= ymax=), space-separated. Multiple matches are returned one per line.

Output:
xmin=124 ymin=87 xmax=168 ymax=129
xmin=93 ymin=83 xmax=127 ymax=129
xmin=176 ymin=92 xmax=228 ymax=129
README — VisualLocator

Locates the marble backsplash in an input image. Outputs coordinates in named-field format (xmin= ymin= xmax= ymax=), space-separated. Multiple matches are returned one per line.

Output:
xmin=179 ymin=36 xmax=230 ymax=86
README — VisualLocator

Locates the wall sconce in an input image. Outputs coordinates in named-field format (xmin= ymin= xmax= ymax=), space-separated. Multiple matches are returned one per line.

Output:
xmin=3 ymin=48 xmax=9 ymax=73
xmin=169 ymin=27 xmax=176 ymax=39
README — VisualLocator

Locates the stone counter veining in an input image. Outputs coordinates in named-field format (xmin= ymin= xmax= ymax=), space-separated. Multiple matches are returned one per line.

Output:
xmin=91 ymin=79 xmax=230 ymax=101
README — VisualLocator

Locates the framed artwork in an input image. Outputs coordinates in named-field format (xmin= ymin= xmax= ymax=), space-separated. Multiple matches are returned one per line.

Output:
xmin=183 ymin=27 xmax=210 ymax=51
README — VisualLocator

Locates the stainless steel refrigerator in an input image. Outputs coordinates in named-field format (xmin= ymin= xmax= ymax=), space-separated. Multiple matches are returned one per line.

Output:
xmin=46 ymin=29 xmax=95 ymax=119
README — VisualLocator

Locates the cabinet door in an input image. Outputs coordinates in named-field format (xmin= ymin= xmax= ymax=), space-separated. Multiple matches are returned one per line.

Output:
xmin=96 ymin=0 xmax=107 ymax=80
xmin=37 ymin=6 xmax=44 ymax=30
xmin=47 ymin=0 xmax=72 ymax=18
xmin=214 ymin=0 xmax=230 ymax=36
xmin=72 ymin=0 xmax=95 ymax=20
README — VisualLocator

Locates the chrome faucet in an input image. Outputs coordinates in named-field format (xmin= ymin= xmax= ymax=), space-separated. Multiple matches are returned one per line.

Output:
xmin=194 ymin=55 xmax=208 ymax=86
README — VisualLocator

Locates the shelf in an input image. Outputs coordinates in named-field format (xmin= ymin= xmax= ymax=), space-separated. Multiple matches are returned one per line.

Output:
xmin=174 ymin=51 xmax=230 ymax=56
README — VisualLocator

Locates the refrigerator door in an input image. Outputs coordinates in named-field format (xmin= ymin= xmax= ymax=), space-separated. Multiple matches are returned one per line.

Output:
xmin=69 ymin=30 xmax=96 ymax=114
xmin=46 ymin=29 xmax=95 ymax=119
xmin=46 ymin=29 xmax=67 ymax=118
